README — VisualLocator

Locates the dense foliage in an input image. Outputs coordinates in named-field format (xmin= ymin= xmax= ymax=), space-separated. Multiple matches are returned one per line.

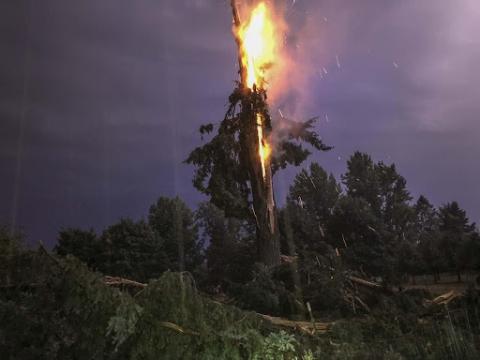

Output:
xmin=185 ymin=87 xmax=331 ymax=220
xmin=55 ymin=197 xmax=203 ymax=283
xmin=49 ymin=153 xmax=480 ymax=316
xmin=283 ymin=153 xmax=480 ymax=287
xmin=3 ymin=151 xmax=480 ymax=358
xmin=0 ymin=232 xmax=269 ymax=359
xmin=2 ymin=227 xmax=480 ymax=359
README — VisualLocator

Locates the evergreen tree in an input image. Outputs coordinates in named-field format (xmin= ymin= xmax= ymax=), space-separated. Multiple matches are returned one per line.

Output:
xmin=414 ymin=195 xmax=439 ymax=236
xmin=195 ymin=202 xmax=255 ymax=286
xmin=340 ymin=153 xmax=414 ymax=280
xmin=375 ymin=162 xmax=413 ymax=235
xmin=288 ymin=162 xmax=341 ymax=224
xmin=278 ymin=163 xmax=342 ymax=311
xmin=186 ymin=96 xmax=331 ymax=266
xmin=438 ymin=202 xmax=476 ymax=281
xmin=396 ymin=238 xmax=423 ymax=284
xmin=148 ymin=197 xmax=203 ymax=273
xmin=342 ymin=153 xmax=413 ymax=233
xmin=328 ymin=196 xmax=388 ymax=276
xmin=100 ymin=218 xmax=164 ymax=282
xmin=0 ymin=226 xmax=24 ymax=287
xmin=284 ymin=162 xmax=341 ymax=265
xmin=55 ymin=228 xmax=102 ymax=270
xmin=342 ymin=152 xmax=380 ymax=212
xmin=411 ymin=196 xmax=442 ymax=281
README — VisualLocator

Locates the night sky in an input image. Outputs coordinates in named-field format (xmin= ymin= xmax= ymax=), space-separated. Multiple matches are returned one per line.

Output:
xmin=1 ymin=0 xmax=479 ymax=247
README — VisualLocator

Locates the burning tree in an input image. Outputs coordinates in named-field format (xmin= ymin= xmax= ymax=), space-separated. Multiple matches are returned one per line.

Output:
xmin=186 ymin=1 xmax=331 ymax=266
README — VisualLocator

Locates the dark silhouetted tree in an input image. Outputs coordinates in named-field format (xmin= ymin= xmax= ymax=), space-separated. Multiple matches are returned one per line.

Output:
xmin=342 ymin=152 xmax=380 ymax=211
xmin=55 ymin=228 xmax=101 ymax=269
xmin=186 ymin=93 xmax=330 ymax=266
xmin=413 ymin=196 xmax=443 ymax=281
xmin=283 ymin=163 xmax=340 ymax=275
xmin=341 ymin=153 xmax=414 ymax=281
xmin=148 ymin=196 xmax=203 ymax=272
xmin=375 ymin=162 xmax=413 ymax=235
xmin=328 ymin=196 xmax=388 ymax=277
xmin=100 ymin=218 xmax=164 ymax=282
xmin=195 ymin=202 xmax=255 ymax=286
xmin=438 ymin=202 xmax=476 ymax=281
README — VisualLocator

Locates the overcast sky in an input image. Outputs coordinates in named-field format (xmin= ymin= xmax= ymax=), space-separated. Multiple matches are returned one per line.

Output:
xmin=1 ymin=0 xmax=479 ymax=247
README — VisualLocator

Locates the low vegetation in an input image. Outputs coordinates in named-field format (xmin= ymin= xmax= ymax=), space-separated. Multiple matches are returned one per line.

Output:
xmin=2 ymin=152 xmax=480 ymax=358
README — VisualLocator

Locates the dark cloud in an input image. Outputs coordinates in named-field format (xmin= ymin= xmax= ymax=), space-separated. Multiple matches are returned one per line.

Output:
xmin=1 ymin=0 xmax=479 ymax=246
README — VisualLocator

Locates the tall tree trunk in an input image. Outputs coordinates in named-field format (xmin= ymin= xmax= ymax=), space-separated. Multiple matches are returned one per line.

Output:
xmin=232 ymin=0 xmax=280 ymax=267
xmin=240 ymin=98 xmax=280 ymax=266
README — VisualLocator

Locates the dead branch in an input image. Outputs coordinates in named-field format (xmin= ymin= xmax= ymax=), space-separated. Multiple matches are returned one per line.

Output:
xmin=347 ymin=275 xmax=382 ymax=289
xmin=344 ymin=292 xmax=371 ymax=314
xmin=103 ymin=276 xmax=147 ymax=289
xmin=158 ymin=321 xmax=200 ymax=336
xmin=258 ymin=313 xmax=331 ymax=335
xmin=425 ymin=290 xmax=463 ymax=306
xmin=230 ymin=0 xmax=247 ymax=87
xmin=230 ymin=0 xmax=241 ymax=27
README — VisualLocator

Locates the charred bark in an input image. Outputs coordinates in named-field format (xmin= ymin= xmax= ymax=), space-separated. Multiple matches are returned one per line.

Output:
xmin=239 ymin=89 xmax=280 ymax=266
xmin=231 ymin=0 xmax=280 ymax=266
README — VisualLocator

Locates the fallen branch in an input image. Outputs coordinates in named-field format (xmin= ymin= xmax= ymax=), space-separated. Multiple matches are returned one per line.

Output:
xmin=158 ymin=321 xmax=200 ymax=336
xmin=103 ymin=276 xmax=147 ymax=289
xmin=344 ymin=292 xmax=371 ymax=314
xmin=425 ymin=290 xmax=463 ymax=306
xmin=347 ymin=275 xmax=381 ymax=289
xmin=258 ymin=314 xmax=331 ymax=335
xmin=346 ymin=275 xmax=395 ymax=295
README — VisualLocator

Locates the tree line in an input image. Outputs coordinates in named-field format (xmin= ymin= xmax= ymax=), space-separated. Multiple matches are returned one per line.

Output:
xmin=51 ymin=151 xmax=480 ymax=316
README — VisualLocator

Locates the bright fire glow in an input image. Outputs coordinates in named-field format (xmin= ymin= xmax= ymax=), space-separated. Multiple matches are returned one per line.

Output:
xmin=256 ymin=113 xmax=271 ymax=179
xmin=237 ymin=2 xmax=277 ymax=90
xmin=236 ymin=2 xmax=277 ymax=179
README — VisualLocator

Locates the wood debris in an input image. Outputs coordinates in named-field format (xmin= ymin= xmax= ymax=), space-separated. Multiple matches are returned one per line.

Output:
xmin=425 ymin=290 xmax=463 ymax=306
xmin=258 ymin=313 xmax=332 ymax=335
xmin=103 ymin=276 xmax=147 ymax=288
xmin=347 ymin=275 xmax=381 ymax=289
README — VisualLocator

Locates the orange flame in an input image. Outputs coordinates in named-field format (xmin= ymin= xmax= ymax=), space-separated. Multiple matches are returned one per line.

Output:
xmin=235 ymin=2 xmax=279 ymax=179
xmin=237 ymin=2 xmax=277 ymax=90
xmin=256 ymin=113 xmax=271 ymax=178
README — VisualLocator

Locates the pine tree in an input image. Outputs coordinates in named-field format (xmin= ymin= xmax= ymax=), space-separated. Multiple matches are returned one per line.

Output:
xmin=185 ymin=2 xmax=331 ymax=267
xmin=195 ymin=202 xmax=255 ymax=285
xmin=55 ymin=228 xmax=101 ymax=269
xmin=148 ymin=197 xmax=203 ymax=273
xmin=438 ymin=202 xmax=476 ymax=281
xmin=100 ymin=218 xmax=163 ymax=282
xmin=342 ymin=152 xmax=380 ymax=211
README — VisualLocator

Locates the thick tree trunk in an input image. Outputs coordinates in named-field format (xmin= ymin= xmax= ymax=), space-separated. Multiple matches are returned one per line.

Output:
xmin=231 ymin=0 xmax=280 ymax=267
xmin=250 ymin=143 xmax=279 ymax=266
xmin=240 ymin=101 xmax=280 ymax=267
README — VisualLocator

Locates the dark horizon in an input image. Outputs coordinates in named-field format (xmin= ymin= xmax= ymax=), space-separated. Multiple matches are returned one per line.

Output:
xmin=1 ymin=0 xmax=479 ymax=247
